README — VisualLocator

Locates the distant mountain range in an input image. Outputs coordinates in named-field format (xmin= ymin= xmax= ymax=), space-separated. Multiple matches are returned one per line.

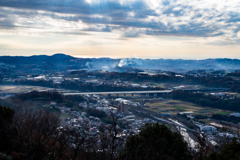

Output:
xmin=1 ymin=54 xmax=240 ymax=73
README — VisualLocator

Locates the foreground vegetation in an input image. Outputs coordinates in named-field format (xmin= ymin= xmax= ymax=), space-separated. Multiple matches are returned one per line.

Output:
xmin=1 ymin=104 xmax=240 ymax=160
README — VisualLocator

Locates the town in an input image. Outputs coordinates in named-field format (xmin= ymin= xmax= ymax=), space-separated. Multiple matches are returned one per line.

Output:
xmin=1 ymin=55 xmax=240 ymax=159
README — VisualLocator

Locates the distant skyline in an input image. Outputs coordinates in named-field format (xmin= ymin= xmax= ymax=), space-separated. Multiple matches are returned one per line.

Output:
xmin=0 ymin=0 xmax=240 ymax=59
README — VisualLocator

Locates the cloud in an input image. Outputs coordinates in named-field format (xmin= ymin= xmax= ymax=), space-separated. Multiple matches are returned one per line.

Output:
xmin=0 ymin=10 xmax=17 ymax=29
xmin=0 ymin=0 xmax=240 ymax=44
xmin=123 ymin=31 xmax=141 ymax=38
xmin=82 ymin=25 xmax=112 ymax=32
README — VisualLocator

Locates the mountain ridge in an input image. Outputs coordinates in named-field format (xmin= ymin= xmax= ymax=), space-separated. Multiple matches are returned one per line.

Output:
xmin=1 ymin=53 xmax=240 ymax=73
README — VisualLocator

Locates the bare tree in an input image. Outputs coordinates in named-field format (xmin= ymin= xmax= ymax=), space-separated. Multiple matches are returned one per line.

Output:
xmin=97 ymin=112 xmax=124 ymax=160
xmin=1 ymin=104 xmax=126 ymax=160
xmin=10 ymin=106 xmax=60 ymax=159
xmin=193 ymin=130 xmax=208 ymax=160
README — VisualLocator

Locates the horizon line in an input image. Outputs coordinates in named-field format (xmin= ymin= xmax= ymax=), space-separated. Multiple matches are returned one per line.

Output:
xmin=1 ymin=53 xmax=240 ymax=61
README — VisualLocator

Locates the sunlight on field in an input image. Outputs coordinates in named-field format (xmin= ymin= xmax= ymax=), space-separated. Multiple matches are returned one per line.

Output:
xmin=0 ymin=85 xmax=53 ymax=93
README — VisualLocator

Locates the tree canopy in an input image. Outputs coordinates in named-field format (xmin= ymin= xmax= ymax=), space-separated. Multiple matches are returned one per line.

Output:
xmin=205 ymin=138 xmax=240 ymax=160
xmin=0 ymin=105 xmax=15 ymax=154
xmin=118 ymin=123 xmax=192 ymax=160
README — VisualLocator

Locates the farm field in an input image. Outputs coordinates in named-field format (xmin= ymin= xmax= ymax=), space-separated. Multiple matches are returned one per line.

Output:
xmin=143 ymin=99 xmax=233 ymax=116
xmin=213 ymin=111 xmax=230 ymax=115
xmin=0 ymin=85 xmax=57 ymax=94
xmin=144 ymin=100 xmax=203 ymax=114
xmin=0 ymin=85 xmax=77 ymax=95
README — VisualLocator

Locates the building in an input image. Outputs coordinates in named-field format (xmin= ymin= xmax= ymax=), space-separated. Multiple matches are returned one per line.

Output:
xmin=209 ymin=123 xmax=223 ymax=129
xmin=118 ymin=101 xmax=129 ymax=114
xmin=51 ymin=101 xmax=57 ymax=106
xmin=200 ymin=126 xmax=217 ymax=133
xmin=230 ymin=113 xmax=240 ymax=117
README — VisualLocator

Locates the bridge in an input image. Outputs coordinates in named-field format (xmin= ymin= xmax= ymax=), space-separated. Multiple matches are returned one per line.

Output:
xmin=63 ymin=90 xmax=173 ymax=98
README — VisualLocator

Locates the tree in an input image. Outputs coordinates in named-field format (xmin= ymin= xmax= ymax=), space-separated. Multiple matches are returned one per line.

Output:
xmin=11 ymin=107 xmax=60 ymax=160
xmin=0 ymin=105 xmax=15 ymax=154
xmin=205 ymin=138 xmax=240 ymax=160
xmin=0 ymin=105 xmax=62 ymax=159
xmin=118 ymin=123 xmax=192 ymax=160
xmin=0 ymin=152 xmax=12 ymax=160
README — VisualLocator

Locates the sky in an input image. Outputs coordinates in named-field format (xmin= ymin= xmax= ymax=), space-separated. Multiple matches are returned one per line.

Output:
xmin=0 ymin=0 xmax=240 ymax=59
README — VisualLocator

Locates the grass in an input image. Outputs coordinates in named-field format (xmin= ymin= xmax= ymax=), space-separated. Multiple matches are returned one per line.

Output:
xmin=213 ymin=111 xmax=230 ymax=115
xmin=143 ymin=99 xmax=234 ymax=117
xmin=193 ymin=109 xmax=232 ymax=117
xmin=196 ymin=109 xmax=213 ymax=114
xmin=0 ymin=85 xmax=55 ymax=93
xmin=60 ymin=113 xmax=70 ymax=118
xmin=111 ymin=95 xmax=234 ymax=118
xmin=143 ymin=99 xmax=204 ymax=115
xmin=172 ymin=106 xmax=188 ymax=110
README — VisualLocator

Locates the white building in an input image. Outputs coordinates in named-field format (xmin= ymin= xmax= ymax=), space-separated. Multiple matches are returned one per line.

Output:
xmin=200 ymin=126 xmax=217 ymax=133
xmin=230 ymin=113 xmax=240 ymax=117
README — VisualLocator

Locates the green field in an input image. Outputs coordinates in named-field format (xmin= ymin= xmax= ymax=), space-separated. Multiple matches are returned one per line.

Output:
xmin=60 ymin=113 xmax=70 ymax=118
xmin=195 ymin=109 xmax=232 ymax=116
xmin=0 ymin=85 xmax=56 ymax=94
xmin=213 ymin=111 xmax=230 ymax=115
xmin=144 ymin=99 xmax=233 ymax=116
xmin=196 ymin=109 xmax=213 ymax=114
xmin=172 ymin=106 xmax=188 ymax=110
xmin=144 ymin=100 xmax=203 ymax=114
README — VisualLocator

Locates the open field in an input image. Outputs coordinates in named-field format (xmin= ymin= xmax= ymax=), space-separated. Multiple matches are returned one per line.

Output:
xmin=143 ymin=99 xmax=233 ymax=116
xmin=213 ymin=111 xmax=231 ymax=115
xmin=60 ymin=113 xmax=70 ymax=118
xmin=144 ymin=100 xmax=203 ymax=114
xmin=0 ymin=85 xmax=55 ymax=93
xmin=172 ymin=106 xmax=188 ymax=110
xmin=0 ymin=85 xmax=78 ymax=95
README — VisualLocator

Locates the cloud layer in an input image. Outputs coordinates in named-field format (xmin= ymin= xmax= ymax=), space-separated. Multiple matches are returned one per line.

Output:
xmin=0 ymin=0 xmax=240 ymax=57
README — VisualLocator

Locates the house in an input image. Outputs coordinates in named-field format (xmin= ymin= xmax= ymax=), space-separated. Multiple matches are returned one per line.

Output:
xmin=209 ymin=123 xmax=223 ymax=129
xmin=230 ymin=113 xmax=240 ymax=117
xmin=51 ymin=101 xmax=57 ymax=106
xmin=200 ymin=126 xmax=217 ymax=133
